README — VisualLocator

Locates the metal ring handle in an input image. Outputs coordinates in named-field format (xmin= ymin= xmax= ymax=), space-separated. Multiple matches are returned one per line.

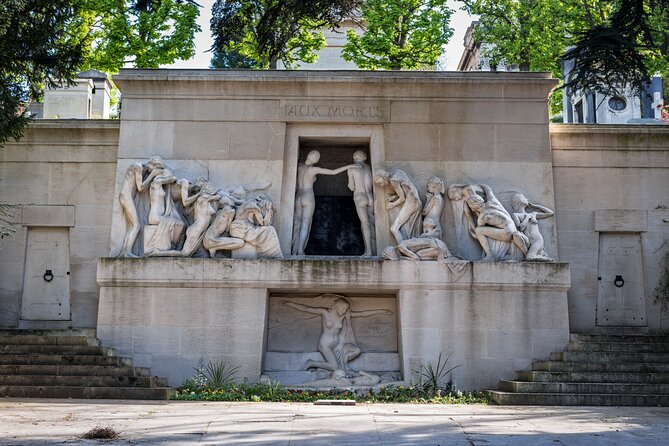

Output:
xmin=614 ymin=275 xmax=624 ymax=288
xmin=43 ymin=270 xmax=54 ymax=282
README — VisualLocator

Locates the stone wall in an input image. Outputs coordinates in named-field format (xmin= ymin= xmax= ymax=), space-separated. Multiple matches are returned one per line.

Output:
xmin=551 ymin=124 xmax=669 ymax=332
xmin=0 ymin=120 xmax=119 ymax=328
xmin=96 ymin=258 xmax=570 ymax=389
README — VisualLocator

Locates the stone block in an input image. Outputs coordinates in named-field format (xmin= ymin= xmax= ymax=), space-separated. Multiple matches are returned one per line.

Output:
xmin=118 ymin=121 xmax=175 ymax=158
xmin=151 ymin=291 xmax=211 ymax=327
xmin=0 ymin=162 xmax=50 ymax=203
xmin=208 ymin=288 xmax=267 ymax=328
xmin=69 ymin=291 xmax=99 ymax=328
xmin=595 ymin=209 xmax=648 ymax=232
xmin=21 ymin=205 xmax=74 ymax=227
xmin=229 ymin=122 xmax=286 ymax=160
xmin=179 ymin=327 xmax=228 ymax=356
xmin=173 ymin=121 xmax=231 ymax=160
xmin=131 ymin=326 xmax=181 ymax=356
xmin=48 ymin=163 xmax=116 ymax=206
xmin=96 ymin=325 xmax=134 ymax=357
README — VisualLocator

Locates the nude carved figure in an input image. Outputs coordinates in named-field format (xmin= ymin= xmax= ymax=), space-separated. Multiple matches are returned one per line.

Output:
xmin=283 ymin=295 xmax=392 ymax=372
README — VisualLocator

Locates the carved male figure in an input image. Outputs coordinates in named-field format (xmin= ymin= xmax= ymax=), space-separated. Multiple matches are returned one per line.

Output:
xmin=203 ymin=196 xmax=244 ymax=258
xmin=292 ymin=150 xmax=351 ymax=255
xmin=347 ymin=150 xmax=375 ymax=256
xmin=465 ymin=184 xmax=527 ymax=261
xmin=383 ymin=218 xmax=452 ymax=261
xmin=373 ymin=169 xmax=423 ymax=243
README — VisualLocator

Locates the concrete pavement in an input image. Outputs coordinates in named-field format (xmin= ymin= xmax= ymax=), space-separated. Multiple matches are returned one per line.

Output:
xmin=1 ymin=399 xmax=668 ymax=445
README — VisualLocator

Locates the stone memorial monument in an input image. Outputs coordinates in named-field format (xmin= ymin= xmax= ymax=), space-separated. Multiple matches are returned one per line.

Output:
xmin=94 ymin=70 xmax=570 ymax=390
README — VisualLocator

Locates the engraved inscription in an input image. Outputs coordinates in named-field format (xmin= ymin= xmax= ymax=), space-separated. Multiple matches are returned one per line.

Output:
xmin=281 ymin=101 xmax=387 ymax=121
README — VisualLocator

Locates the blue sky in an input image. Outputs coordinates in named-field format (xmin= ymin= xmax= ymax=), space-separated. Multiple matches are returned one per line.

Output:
xmin=165 ymin=0 xmax=475 ymax=70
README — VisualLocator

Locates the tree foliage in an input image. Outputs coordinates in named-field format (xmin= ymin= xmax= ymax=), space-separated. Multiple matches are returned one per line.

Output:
xmin=83 ymin=0 xmax=201 ymax=72
xmin=565 ymin=0 xmax=669 ymax=97
xmin=460 ymin=0 xmax=607 ymax=76
xmin=210 ymin=0 xmax=360 ymax=69
xmin=0 ymin=0 xmax=92 ymax=146
xmin=461 ymin=0 xmax=668 ymax=101
xmin=342 ymin=0 xmax=453 ymax=70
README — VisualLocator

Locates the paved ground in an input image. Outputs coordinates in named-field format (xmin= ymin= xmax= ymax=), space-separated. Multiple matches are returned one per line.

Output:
xmin=1 ymin=399 xmax=668 ymax=445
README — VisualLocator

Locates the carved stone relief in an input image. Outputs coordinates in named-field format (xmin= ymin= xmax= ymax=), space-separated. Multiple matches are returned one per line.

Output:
xmin=448 ymin=183 xmax=555 ymax=262
xmin=264 ymin=294 xmax=400 ymax=387
xmin=113 ymin=156 xmax=283 ymax=259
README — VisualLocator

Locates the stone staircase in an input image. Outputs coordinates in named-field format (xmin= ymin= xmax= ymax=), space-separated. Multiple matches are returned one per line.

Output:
xmin=0 ymin=330 xmax=174 ymax=399
xmin=488 ymin=333 xmax=669 ymax=406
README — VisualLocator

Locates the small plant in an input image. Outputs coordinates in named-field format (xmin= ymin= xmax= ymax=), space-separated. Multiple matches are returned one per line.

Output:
xmin=415 ymin=353 xmax=461 ymax=397
xmin=194 ymin=358 xmax=239 ymax=390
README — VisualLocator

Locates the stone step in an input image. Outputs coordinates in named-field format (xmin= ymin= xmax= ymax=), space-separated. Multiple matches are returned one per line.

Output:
xmin=533 ymin=360 xmax=669 ymax=373
xmin=0 ymin=374 xmax=166 ymax=387
xmin=0 ymin=345 xmax=110 ymax=355
xmin=517 ymin=370 xmax=669 ymax=384
xmin=567 ymin=341 xmax=669 ymax=353
xmin=0 ymin=335 xmax=98 ymax=346
xmin=0 ymin=385 xmax=175 ymax=400
xmin=0 ymin=354 xmax=130 ymax=366
xmin=550 ymin=351 xmax=669 ymax=363
xmin=571 ymin=333 xmax=669 ymax=344
xmin=499 ymin=380 xmax=669 ymax=395
xmin=0 ymin=329 xmax=97 ymax=337
xmin=488 ymin=391 xmax=669 ymax=406
xmin=0 ymin=364 xmax=150 ymax=376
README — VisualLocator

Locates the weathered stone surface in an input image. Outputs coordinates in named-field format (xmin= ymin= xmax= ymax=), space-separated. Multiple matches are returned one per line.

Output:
xmin=97 ymin=258 xmax=569 ymax=388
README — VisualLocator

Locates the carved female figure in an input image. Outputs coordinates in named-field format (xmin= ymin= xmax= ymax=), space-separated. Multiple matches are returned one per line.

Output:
xmin=283 ymin=295 xmax=392 ymax=372
xmin=511 ymin=193 xmax=554 ymax=261
xmin=146 ymin=192 xmax=221 ymax=257
xmin=292 ymin=150 xmax=352 ymax=255
xmin=374 ymin=169 xmax=423 ymax=243
xmin=422 ymin=176 xmax=445 ymax=238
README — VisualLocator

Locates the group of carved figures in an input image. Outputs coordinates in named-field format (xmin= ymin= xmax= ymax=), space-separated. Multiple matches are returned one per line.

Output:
xmin=117 ymin=154 xmax=554 ymax=262
xmin=117 ymin=156 xmax=283 ymax=259
xmin=292 ymin=149 xmax=554 ymax=262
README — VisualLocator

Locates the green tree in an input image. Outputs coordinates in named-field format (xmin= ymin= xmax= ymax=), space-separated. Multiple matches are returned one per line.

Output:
xmin=459 ymin=0 xmax=604 ymax=75
xmin=565 ymin=0 xmax=669 ymax=98
xmin=342 ymin=0 xmax=453 ymax=70
xmin=83 ymin=0 xmax=201 ymax=72
xmin=0 ymin=0 xmax=91 ymax=146
xmin=210 ymin=0 xmax=360 ymax=69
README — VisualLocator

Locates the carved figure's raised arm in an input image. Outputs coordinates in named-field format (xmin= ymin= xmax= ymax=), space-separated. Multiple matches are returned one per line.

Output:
xmin=351 ymin=309 xmax=393 ymax=318
xmin=179 ymin=180 xmax=203 ymax=207
xmin=283 ymin=301 xmax=326 ymax=315
xmin=136 ymin=166 xmax=159 ymax=192
xmin=530 ymin=203 xmax=554 ymax=219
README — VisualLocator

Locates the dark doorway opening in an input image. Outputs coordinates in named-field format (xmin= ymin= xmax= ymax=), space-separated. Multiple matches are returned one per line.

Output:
xmin=297 ymin=139 xmax=370 ymax=256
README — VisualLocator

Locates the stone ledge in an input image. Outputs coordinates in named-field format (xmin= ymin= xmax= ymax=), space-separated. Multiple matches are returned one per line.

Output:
xmin=97 ymin=258 xmax=570 ymax=292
